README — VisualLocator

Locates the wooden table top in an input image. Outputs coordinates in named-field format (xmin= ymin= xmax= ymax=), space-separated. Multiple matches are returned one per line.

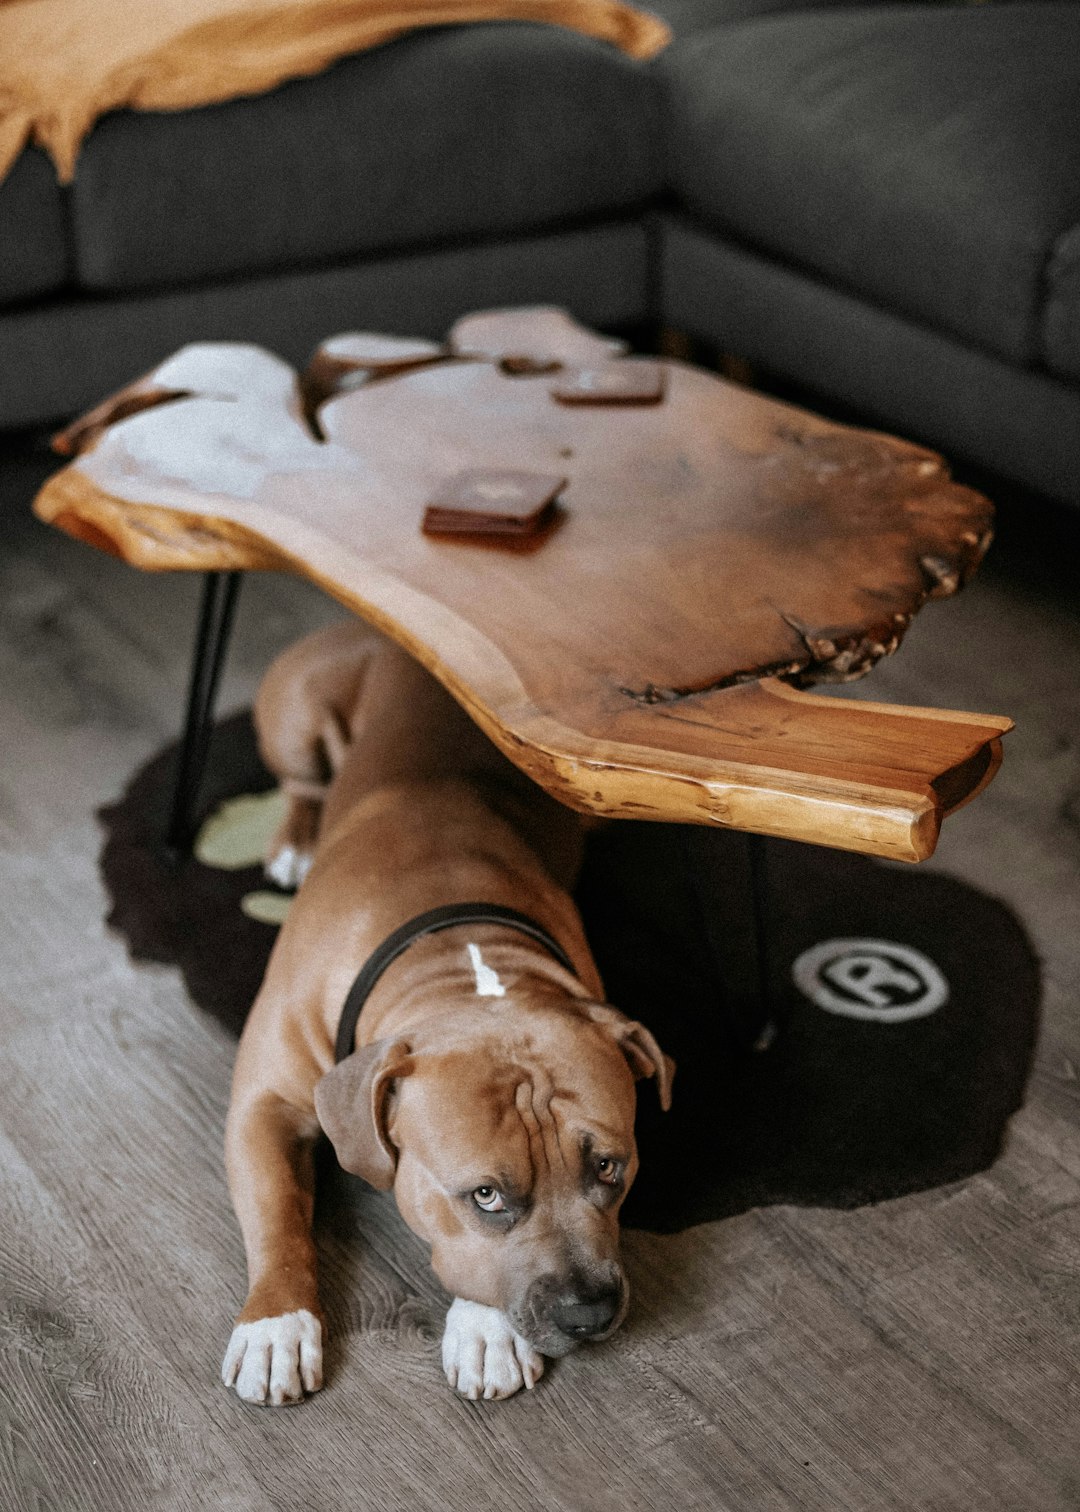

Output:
xmin=34 ymin=307 xmax=1011 ymax=861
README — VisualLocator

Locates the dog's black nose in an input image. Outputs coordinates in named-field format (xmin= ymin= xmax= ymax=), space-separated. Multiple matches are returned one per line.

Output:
xmin=551 ymin=1288 xmax=621 ymax=1339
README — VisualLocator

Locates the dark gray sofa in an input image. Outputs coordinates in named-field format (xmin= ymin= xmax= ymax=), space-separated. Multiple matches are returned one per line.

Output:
xmin=3 ymin=0 xmax=1079 ymax=509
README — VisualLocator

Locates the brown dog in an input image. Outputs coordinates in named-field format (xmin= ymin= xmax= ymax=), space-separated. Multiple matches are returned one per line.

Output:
xmin=220 ymin=621 xmax=673 ymax=1405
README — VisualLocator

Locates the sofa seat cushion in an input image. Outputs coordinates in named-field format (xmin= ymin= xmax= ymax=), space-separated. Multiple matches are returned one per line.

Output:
xmin=662 ymin=2 xmax=1080 ymax=367
xmin=71 ymin=22 xmax=661 ymax=294
xmin=0 ymin=148 xmax=70 ymax=305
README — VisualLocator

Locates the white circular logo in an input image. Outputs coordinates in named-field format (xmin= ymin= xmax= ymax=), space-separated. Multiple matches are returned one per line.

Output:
xmin=792 ymin=938 xmax=949 ymax=1022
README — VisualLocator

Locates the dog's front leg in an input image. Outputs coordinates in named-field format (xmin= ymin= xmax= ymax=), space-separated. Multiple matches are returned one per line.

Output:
xmin=221 ymin=1093 xmax=324 ymax=1406
xmin=441 ymin=1299 xmax=544 ymax=1401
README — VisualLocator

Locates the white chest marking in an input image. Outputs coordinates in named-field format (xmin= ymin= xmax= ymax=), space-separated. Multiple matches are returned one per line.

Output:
xmin=467 ymin=943 xmax=507 ymax=998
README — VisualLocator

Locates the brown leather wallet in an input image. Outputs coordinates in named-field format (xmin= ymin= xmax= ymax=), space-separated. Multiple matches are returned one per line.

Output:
xmin=422 ymin=468 xmax=567 ymax=540
xmin=551 ymin=359 xmax=666 ymax=405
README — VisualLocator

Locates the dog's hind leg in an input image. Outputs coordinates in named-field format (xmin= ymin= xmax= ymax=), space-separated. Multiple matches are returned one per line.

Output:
xmin=254 ymin=621 xmax=381 ymax=887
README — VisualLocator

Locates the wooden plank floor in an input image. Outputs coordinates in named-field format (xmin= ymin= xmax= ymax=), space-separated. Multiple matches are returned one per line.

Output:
xmin=1 ymin=437 xmax=1078 ymax=1512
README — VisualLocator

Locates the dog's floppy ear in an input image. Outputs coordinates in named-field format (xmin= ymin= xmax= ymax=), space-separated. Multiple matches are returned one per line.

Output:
xmin=582 ymin=1002 xmax=675 ymax=1111
xmin=314 ymin=1038 xmax=413 ymax=1189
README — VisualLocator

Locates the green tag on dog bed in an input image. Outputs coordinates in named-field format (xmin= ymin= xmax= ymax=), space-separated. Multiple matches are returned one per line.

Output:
xmin=239 ymin=889 xmax=293 ymax=927
xmin=195 ymin=789 xmax=287 ymax=871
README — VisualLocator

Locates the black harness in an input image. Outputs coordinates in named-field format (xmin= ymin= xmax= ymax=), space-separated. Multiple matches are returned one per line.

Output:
xmin=334 ymin=902 xmax=578 ymax=1063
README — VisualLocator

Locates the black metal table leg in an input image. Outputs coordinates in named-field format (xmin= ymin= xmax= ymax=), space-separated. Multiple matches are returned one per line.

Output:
xmin=166 ymin=570 xmax=242 ymax=856
xmin=683 ymin=826 xmax=777 ymax=1051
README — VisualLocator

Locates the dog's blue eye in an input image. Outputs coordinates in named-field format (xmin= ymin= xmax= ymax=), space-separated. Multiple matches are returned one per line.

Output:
xmin=472 ymin=1186 xmax=506 ymax=1213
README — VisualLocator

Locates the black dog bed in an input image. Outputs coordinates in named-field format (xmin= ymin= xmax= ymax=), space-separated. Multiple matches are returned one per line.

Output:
xmin=99 ymin=712 xmax=1040 ymax=1233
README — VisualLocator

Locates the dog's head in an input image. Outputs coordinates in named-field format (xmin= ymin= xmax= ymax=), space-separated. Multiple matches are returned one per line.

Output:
xmin=315 ymin=1000 xmax=673 ymax=1355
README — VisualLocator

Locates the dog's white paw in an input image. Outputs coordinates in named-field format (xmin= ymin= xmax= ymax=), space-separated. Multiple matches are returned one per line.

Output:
xmin=264 ymin=844 xmax=313 ymax=891
xmin=441 ymin=1299 xmax=544 ymax=1401
xmin=221 ymin=1309 xmax=323 ymax=1406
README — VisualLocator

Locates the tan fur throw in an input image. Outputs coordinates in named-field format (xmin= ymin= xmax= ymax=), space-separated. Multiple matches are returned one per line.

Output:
xmin=0 ymin=0 xmax=670 ymax=184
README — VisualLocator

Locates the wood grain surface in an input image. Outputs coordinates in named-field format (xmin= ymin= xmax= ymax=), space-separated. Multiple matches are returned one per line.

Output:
xmin=33 ymin=309 xmax=1011 ymax=861
xmin=3 ymin=441 xmax=1079 ymax=1511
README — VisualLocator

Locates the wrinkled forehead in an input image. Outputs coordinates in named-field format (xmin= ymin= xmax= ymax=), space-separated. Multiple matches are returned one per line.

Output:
xmin=395 ymin=1042 xmax=636 ymax=1168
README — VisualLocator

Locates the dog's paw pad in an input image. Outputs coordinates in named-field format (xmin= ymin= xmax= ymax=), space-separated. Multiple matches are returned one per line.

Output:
xmin=441 ymin=1299 xmax=544 ymax=1401
xmin=264 ymin=844 xmax=313 ymax=891
xmin=221 ymin=1309 xmax=323 ymax=1406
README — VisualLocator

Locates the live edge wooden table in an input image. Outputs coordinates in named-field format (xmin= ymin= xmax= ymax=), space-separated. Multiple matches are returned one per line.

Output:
xmin=35 ymin=307 xmax=1011 ymax=1042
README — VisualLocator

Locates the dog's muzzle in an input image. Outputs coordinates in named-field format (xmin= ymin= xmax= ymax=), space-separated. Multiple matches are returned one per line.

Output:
xmin=511 ymin=1267 xmax=628 ymax=1355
